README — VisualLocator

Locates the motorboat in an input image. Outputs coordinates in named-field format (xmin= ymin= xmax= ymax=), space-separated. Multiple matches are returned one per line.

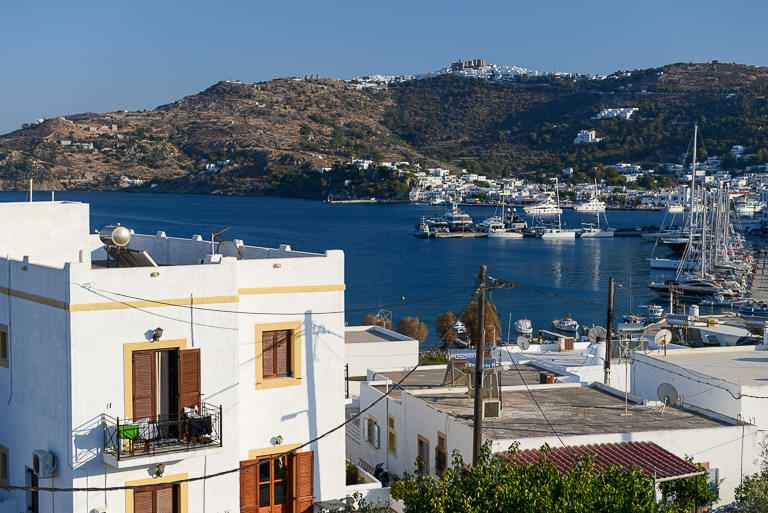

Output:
xmin=515 ymin=318 xmax=533 ymax=335
xmin=484 ymin=203 xmax=526 ymax=239
xmin=552 ymin=316 xmax=579 ymax=333
xmin=574 ymin=197 xmax=606 ymax=213
xmin=538 ymin=178 xmax=575 ymax=239
xmin=579 ymin=223 xmax=615 ymax=238
xmin=667 ymin=204 xmax=685 ymax=215
xmin=444 ymin=203 xmax=474 ymax=232
xmin=735 ymin=200 xmax=763 ymax=217
xmin=648 ymin=278 xmax=740 ymax=300
xmin=648 ymin=257 xmax=696 ymax=271
xmin=524 ymin=200 xmax=562 ymax=216
xmin=697 ymin=324 xmax=753 ymax=346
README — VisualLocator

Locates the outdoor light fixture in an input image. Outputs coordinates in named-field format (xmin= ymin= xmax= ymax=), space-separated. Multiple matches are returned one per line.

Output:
xmin=151 ymin=327 xmax=164 ymax=342
xmin=153 ymin=463 xmax=165 ymax=478
xmin=271 ymin=435 xmax=284 ymax=446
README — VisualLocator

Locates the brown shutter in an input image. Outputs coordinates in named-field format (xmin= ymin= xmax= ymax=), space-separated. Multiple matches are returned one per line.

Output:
xmin=262 ymin=331 xmax=275 ymax=378
xmin=240 ymin=460 xmax=259 ymax=513
xmin=178 ymin=348 xmax=201 ymax=410
xmin=294 ymin=451 xmax=314 ymax=513
xmin=132 ymin=350 xmax=156 ymax=420
xmin=275 ymin=331 xmax=290 ymax=377
xmin=134 ymin=489 xmax=154 ymax=513
xmin=154 ymin=486 xmax=173 ymax=513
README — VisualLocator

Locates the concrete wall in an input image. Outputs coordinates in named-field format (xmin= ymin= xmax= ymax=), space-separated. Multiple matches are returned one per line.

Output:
xmin=0 ymin=202 xmax=90 ymax=268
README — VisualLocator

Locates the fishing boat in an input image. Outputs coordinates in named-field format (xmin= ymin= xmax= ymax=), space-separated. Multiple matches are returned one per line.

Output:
xmin=552 ymin=316 xmax=579 ymax=333
xmin=515 ymin=318 xmax=533 ymax=335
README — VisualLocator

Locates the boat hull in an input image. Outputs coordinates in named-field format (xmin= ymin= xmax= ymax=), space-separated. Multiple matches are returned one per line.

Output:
xmin=488 ymin=230 xmax=524 ymax=239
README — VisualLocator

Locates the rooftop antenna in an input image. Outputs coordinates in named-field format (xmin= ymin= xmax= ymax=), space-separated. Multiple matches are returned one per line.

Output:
xmin=210 ymin=226 xmax=231 ymax=255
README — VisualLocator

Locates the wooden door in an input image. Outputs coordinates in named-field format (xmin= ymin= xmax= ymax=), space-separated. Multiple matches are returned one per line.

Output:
xmin=178 ymin=348 xmax=201 ymax=411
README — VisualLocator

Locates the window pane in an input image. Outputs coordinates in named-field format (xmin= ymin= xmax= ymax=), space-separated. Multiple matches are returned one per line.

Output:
xmin=259 ymin=484 xmax=270 ymax=507
xmin=274 ymin=482 xmax=287 ymax=504
xmin=274 ymin=457 xmax=286 ymax=480
xmin=259 ymin=460 xmax=270 ymax=482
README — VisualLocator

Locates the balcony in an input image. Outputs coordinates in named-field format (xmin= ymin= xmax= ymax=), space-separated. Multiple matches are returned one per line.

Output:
xmin=103 ymin=403 xmax=222 ymax=469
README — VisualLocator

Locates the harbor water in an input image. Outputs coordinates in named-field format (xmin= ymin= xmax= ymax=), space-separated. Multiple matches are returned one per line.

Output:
xmin=1 ymin=192 xmax=673 ymax=346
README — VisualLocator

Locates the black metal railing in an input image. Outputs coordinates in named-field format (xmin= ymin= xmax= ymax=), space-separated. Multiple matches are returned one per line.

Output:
xmin=103 ymin=403 xmax=222 ymax=461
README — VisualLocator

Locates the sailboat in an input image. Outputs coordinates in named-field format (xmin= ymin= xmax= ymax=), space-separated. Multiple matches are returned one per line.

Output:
xmin=539 ymin=178 xmax=577 ymax=239
xmin=486 ymin=201 xmax=526 ymax=239
xmin=579 ymin=210 xmax=615 ymax=238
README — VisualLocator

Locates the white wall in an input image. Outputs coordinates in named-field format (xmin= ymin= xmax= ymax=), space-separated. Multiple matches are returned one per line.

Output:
xmin=344 ymin=331 xmax=418 ymax=378
xmin=0 ymin=202 xmax=90 ymax=267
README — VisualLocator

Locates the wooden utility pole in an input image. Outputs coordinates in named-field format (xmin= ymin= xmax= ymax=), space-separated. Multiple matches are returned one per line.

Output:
xmin=604 ymin=276 xmax=615 ymax=385
xmin=472 ymin=265 xmax=487 ymax=465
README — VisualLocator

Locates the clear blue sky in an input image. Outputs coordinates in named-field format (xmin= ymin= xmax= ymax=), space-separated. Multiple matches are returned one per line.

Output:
xmin=1 ymin=0 xmax=766 ymax=134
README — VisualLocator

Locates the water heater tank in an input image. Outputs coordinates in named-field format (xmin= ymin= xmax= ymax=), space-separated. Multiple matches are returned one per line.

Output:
xmin=99 ymin=225 xmax=131 ymax=247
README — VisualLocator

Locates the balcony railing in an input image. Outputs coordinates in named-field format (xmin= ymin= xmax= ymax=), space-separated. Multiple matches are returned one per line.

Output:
xmin=103 ymin=403 xmax=222 ymax=461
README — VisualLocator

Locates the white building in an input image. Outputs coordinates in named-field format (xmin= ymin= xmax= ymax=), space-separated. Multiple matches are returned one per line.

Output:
xmin=0 ymin=201 xmax=349 ymax=513
xmin=593 ymin=107 xmax=638 ymax=120
xmin=351 ymin=362 xmax=761 ymax=505
xmin=574 ymin=130 xmax=602 ymax=144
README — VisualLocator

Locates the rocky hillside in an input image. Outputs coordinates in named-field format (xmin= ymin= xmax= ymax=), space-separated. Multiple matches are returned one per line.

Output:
xmin=2 ymin=62 xmax=767 ymax=197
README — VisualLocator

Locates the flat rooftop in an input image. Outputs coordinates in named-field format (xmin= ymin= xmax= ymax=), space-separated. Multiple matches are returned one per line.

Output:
xmin=642 ymin=347 xmax=768 ymax=386
xmin=374 ymin=364 xmax=551 ymax=399
xmin=417 ymin=385 xmax=727 ymax=439
xmin=344 ymin=326 xmax=415 ymax=344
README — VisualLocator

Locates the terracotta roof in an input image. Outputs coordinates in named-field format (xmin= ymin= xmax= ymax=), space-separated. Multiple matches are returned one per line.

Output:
xmin=501 ymin=442 xmax=702 ymax=482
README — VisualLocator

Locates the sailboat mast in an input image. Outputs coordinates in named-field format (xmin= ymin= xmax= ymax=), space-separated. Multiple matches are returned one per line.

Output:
xmin=555 ymin=177 xmax=562 ymax=230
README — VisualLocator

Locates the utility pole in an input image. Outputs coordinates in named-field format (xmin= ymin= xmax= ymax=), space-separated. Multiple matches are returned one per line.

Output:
xmin=472 ymin=265 xmax=487 ymax=465
xmin=604 ymin=276 xmax=614 ymax=385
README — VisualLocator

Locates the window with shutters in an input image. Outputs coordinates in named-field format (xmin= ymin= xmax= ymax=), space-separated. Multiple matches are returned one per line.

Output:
xmin=255 ymin=322 xmax=302 ymax=390
xmin=262 ymin=330 xmax=292 ymax=379
xmin=387 ymin=416 xmax=396 ymax=455
xmin=417 ymin=436 xmax=430 ymax=475
xmin=0 ymin=325 xmax=9 ymax=368
xmin=240 ymin=452 xmax=314 ymax=513
xmin=133 ymin=485 xmax=180 ymax=513
xmin=0 ymin=445 xmax=8 ymax=488
xmin=435 ymin=432 xmax=447 ymax=475
xmin=366 ymin=417 xmax=380 ymax=449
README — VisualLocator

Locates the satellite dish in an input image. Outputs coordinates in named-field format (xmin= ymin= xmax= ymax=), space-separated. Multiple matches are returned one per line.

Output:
xmin=218 ymin=240 xmax=241 ymax=258
xmin=655 ymin=329 xmax=673 ymax=345
xmin=657 ymin=383 xmax=679 ymax=406
xmin=516 ymin=336 xmax=530 ymax=350
xmin=588 ymin=326 xmax=607 ymax=343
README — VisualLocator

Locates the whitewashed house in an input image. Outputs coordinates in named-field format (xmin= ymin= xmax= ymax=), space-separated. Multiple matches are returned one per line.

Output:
xmin=0 ymin=200 xmax=348 ymax=513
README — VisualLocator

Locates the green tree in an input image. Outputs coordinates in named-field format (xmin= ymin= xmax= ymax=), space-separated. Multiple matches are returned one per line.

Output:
xmin=659 ymin=457 xmax=717 ymax=512
xmin=735 ymin=439 xmax=768 ymax=512
xmin=396 ymin=316 xmax=429 ymax=342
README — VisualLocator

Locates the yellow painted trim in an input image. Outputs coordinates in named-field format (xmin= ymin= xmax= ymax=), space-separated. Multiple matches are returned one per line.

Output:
xmin=70 ymin=295 xmax=239 ymax=312
xmin=0 ymin=287 xmax=68 ymax=310
xmin=247 ymin=443 xmax=301 ymax=460
xmin=125 ymin=473 xmax=188 ymax=513
xmin=388 ymin=415 xmax=397 ymax=456
xmin=123 ymin=339 xmax=187 ymax=419
xmin=255 ymin=321 xmax=303 ymax=390
xmin=239 ymin=284 xmax=345 ymax=295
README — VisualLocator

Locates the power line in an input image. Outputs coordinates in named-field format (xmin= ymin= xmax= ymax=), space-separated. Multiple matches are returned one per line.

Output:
xmin=1 ymin=288 xmax=482 ymax=494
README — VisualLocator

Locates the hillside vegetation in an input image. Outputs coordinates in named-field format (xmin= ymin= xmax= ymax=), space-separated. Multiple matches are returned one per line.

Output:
xmin=1 ymin=62 xmax=767 ymax=198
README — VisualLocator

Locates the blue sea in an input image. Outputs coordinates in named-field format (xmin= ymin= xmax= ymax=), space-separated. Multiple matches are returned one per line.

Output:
xmin=1 ymin=192 xmax=674 ymax=345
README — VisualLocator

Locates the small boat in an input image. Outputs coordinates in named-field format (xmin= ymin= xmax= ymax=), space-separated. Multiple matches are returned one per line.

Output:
xmin=667 ymin=204 xmax=685 ymax=215
xmin=540 ymin=228 xmax=577 ymax=239
xmin=515 ymin=319 xmax=533 ymax=335
xmin=552 ymin=316 xmax=579 ymax=333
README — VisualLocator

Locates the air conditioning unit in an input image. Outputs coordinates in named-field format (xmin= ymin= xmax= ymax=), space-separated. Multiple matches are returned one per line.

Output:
xmin=32 ymin=450 xmax=57 ymax=478
xmin=483 ymin=400 xmax=502 ymax=419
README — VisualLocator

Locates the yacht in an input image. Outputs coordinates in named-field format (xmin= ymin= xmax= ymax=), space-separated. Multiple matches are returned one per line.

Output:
xmin=552 ymin=316 xmax=579 ymax=333
xmin=574 ymin=197 xmax=606 ymax=213
xmin=735 ymin=200 xmax=763 ymax=217
xmin=648 ymin=278 xmax=740 ymax=300
xmin=524 ymin=200 xmax=562 ymax=216
xmin=539 ymin=178 xmax=577 ymax=239
xmin=515 ymin=319 xmax=533 ymax=335
xmin=667 ymin=204 xmax=685 ymax=215
xmin=444 ymin=203 xmax=474 ymax=232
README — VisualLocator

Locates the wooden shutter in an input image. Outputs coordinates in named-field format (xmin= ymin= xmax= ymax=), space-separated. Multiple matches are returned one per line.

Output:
xmin=294 ymin=451 xmax=314 ymax=513
xmin=155 ymin=486 xmax=174 ymax=513
xmin=262 ymin=331 xmax=276 ymax=378
xmin=178 ymin=348 xmax=201 ymax=410
xmin=132 ymin=350 xmax=156 ymax=420
xmin=240 ymin=460 xmax=259 ymax=513
xmin=275 ymin=331 xmax=290 ymax=377
xmin=134 ymin=489 xmax=154 ymax=513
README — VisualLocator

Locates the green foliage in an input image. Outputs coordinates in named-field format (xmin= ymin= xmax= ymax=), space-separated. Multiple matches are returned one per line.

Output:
xmin=391 ymin=444 xmax=657 ymax=513
xmin=735 ymin=439 xmax=768 ymax=512
xmin=658 ymin=457 xmax=716 ymax=512
xmin=461 ymin=300 xmax=502 ymax=345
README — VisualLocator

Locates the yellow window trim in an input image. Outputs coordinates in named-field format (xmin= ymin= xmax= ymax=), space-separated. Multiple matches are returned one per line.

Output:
xmin=239 ymin=284 xmax=345 ymax=295
xmin=125 ymin=473 xmax=188 ymax=513
xmin=122 ymin=339 xmax=188 ymax=419
xmin=255 ymin=321 xmax=302 ymax=390
xmin=388 ymin=415 xmax=397 ymax=456
xmin=247 ymin=443 xmax=302 ymax=460
xmin=71 ymin=295 xmax=239 ymax=312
